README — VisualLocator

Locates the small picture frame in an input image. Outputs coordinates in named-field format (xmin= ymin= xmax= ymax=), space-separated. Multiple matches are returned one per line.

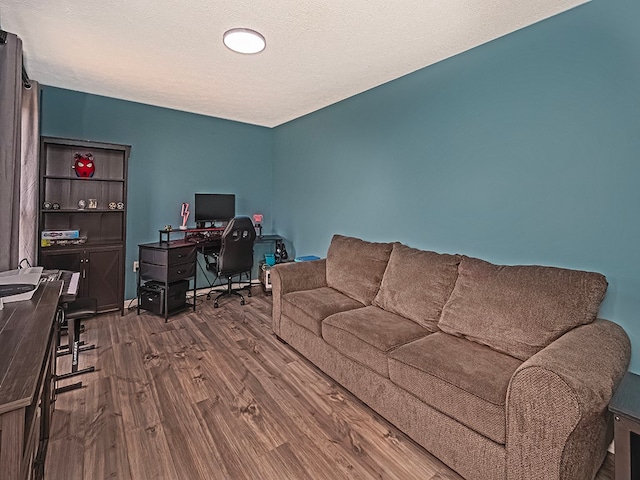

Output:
xmin=88 ymin=198 xmax=98 ymax=209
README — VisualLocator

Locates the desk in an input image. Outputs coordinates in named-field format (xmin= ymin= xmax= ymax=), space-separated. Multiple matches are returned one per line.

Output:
xmin=0 ymin=281 xmax=62 ymax=480
xmin=158 ymin=228 xmax=284 ymax=255
xmin=195 ymin=234 xmax=284 ymax=252
xmin=256 ymin=234 xmax=285 ymax=250
xmin=158 ymin=227 xmax=225 ymax=245
xmin=610 ymin=371 xmax=640 ymax=479
xmin=140 ymin=231 xmax=287 ymax=316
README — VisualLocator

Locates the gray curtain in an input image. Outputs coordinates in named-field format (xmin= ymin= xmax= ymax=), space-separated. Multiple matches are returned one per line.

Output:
xmin=1 ymin=32 xmax=39 ymax=271
xmin=0 ymin=32 xmax=22 ymax=271
xmin=19 ymin=80 xmax=40 ymax=267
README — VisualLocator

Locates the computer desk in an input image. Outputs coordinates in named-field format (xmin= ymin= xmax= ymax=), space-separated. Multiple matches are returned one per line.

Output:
xmin=156 ymin=227 xmax=285 ymax=281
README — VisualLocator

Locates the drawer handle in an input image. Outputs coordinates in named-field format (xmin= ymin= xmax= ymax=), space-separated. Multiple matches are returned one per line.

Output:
xmin=178 ymin=254 xmax=183 ymax=258
xmin=177 ymin=270 xmax=184 ymax=274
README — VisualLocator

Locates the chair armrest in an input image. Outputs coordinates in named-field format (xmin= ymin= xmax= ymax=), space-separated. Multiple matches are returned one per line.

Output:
xmin=271 ymin=259 xmax=327 ymax=335
xmin=506 ymin=319 xmax=630 ymax=480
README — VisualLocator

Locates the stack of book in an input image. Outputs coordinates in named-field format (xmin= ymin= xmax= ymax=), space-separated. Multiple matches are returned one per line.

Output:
xmin=40 ymin=230 xmax=86 ymax=247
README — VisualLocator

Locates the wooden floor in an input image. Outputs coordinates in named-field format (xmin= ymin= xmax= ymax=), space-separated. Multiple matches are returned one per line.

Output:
xmin=46 ymin=289 xmax=615 ymax=480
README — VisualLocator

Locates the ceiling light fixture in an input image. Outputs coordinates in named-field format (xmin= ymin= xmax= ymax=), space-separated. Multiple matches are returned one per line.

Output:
xmin=223 ymin=28 xmax=266 ymax=54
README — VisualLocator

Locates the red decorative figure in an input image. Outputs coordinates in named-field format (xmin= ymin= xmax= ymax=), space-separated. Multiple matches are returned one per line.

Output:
xmin=72 ymin=153 xmax=95 ymax=178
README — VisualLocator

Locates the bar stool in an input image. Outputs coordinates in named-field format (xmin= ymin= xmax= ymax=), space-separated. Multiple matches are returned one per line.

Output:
xmin=55 ymin=297 xmax=97 ymax=394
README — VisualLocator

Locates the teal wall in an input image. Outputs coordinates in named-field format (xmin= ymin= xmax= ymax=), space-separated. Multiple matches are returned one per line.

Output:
xmin=40 ymin=86 xmax=273 ymax=299
xmin=272 ymin=1 xmax=640 ymax=372
xmin=39 ymin=0 xmax=640 ymax=373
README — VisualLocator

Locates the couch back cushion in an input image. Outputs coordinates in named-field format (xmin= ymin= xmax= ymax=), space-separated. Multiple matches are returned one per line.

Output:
xmin=438 ymin=256 xmax=608 ymax=360
xmin=326 ymin=235 xmax=394 ymax=305
xmin=373 ymin=243 xmax=460 ymax=330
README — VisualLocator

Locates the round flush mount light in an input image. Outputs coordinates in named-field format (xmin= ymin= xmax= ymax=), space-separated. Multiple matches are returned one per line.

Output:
xmin=223 ymin=28 xmax=266 ymax=54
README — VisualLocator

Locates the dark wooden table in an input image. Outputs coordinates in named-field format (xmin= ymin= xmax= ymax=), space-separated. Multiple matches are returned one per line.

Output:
xmin=0 ymin=281 xmax=62 ymax=480
xmin=609 ymin=371 xmax=640 ymax=480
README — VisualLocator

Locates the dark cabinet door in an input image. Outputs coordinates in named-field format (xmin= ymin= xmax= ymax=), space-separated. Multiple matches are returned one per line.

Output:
xmin=87 ymin=246 xmax=123 ymax=313
xmin=40 ymin=246 xmax=123 ymax=312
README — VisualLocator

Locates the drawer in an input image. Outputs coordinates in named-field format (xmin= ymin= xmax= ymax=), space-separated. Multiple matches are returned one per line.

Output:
xmin=168 ymin=246 xmax=196 ymax=265
xmin=167 ymin=261 xmax=195 ymax=282
xmin=140 ymin=247 xmax=167 ymax=265
xmin=140 ymin=261 xmax=195 ymax=283
xmin=140 ymin=246 xmax=195 ymax=266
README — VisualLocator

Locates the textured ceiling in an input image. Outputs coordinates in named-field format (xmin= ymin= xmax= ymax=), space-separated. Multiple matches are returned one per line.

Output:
xmin=2 ymin=0 xmax=587 ymax=127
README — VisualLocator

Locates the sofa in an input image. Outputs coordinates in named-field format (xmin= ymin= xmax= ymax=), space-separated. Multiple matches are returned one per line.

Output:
xmin=271 ymin=234 xmax=631 ymax=480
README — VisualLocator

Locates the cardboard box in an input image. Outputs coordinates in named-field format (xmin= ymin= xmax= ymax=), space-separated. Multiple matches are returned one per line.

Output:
xmin=41 ymin=230 xmax=80 ymax=240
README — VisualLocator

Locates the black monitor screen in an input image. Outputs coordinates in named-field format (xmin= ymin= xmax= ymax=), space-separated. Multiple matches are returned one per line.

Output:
xmin=194 ymin=193 xmax=235 ymax=225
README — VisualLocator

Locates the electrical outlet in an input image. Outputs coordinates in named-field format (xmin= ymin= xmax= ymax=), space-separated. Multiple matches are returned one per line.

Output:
xmin=133 ymin=260 xmax=139 ymax=272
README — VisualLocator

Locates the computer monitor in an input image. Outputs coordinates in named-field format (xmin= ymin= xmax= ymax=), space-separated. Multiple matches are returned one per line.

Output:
xmin=194 ymin=193 xmax=235 ymax=227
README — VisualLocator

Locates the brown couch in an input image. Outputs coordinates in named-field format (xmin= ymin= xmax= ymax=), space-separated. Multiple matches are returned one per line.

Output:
xmin=271 ymin=235 xmax=631 ymax=480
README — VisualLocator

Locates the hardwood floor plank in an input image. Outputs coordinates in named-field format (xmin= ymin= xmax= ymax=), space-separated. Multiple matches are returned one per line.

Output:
xmin=237 ymin=361 xmax=376 ymax=479
xmin=194 ymin=397 xmax=272 ymax=480
xmin=189 ymin=326 xmax=289 ymax=455
xmin=193 ymin=322 xmax=255 ymax=400
xmin=44 ymin=292 xmax=614 ymax=480
xmin=112 ymin=340 xmax=162 ymax=430
xmin=46 ymin=400 xmax=85 ymax=479
xmin=83 ymin=376 xmax=132 ymax=479
xmin=285 ymin=359 xmax=448 ymax=479
xmin=256 ymin=442 xmax=311 ymax=480
xmin=150 ymin=364 xmax=223 ymax=479
xmin=123 ymin=424 xmax=180 ymax=480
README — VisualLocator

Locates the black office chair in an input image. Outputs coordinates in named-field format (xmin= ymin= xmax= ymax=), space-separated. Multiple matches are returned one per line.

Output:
xmin=206 ymin=216 xmax=256 ymax=307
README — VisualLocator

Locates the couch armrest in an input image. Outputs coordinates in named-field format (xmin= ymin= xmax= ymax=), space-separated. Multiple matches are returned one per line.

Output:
xmin=271 ymin=259 xmax=327 ymax=336
xmin=506 ymin=319 xmax=630 ymax=480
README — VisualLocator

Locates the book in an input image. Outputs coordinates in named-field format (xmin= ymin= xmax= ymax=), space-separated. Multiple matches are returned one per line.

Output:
xmin=41 ymin=229 xmax=80 ymax=239
xmin=41 ymin=236 xmax=87 ymax=247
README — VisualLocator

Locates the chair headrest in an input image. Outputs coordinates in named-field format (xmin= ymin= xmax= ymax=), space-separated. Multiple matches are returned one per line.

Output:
xmin=223 ymin=216 xmax=256 ymax=242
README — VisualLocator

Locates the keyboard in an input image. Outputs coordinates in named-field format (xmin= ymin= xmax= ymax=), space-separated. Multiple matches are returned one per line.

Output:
xmin=186 ymin=234 xmax=206 ymax=243
xmin=42 ymin=270 xmax=80 ymax=302
xmin=62 ymin=271 xmax=80 ymax=296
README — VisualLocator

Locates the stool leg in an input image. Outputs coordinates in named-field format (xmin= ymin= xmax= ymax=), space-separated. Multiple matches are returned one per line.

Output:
xmin=57 ymin=343 xmax=94 ymax=357
xmin=70 ymin=317 xmax=79 ymax=373
xmin=55 ymin=314 xmax=96 ymax=394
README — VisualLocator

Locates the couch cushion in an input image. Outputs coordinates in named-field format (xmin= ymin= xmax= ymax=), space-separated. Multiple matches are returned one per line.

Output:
xmin=283 ymin=287 xmax=364 ymax=336
xmin=389 ymin=332 xmax=522 ymax=444
xmin=374 ymin=243 xmax=460 ymax=330
xmin=438 ymin=256 xmax=608 ymax=361
xmin=323 ymin=306 xmax=431 ymax=377
xmin=326 ymin=235 xmax=394 ymax=305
